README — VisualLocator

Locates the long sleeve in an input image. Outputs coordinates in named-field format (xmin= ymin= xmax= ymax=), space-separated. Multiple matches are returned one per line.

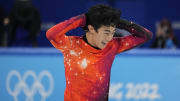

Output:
xmin=46 ymin=14 xmax=86 ymax=51
xmin=114 ymin=19 xmax=153 ymax=54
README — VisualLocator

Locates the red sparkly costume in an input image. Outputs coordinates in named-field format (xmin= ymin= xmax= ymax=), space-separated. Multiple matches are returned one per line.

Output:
xmin=46 ymin=14 xmax=152 ymax=101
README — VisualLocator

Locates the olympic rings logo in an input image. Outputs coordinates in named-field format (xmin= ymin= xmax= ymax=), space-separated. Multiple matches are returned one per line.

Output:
xmin=6 ymin=70 xmax=54 ymax=101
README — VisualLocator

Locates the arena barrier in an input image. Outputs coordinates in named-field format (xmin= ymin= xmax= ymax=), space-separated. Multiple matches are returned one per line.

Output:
xmin=0 ymin=48 xmax=180 ymax=101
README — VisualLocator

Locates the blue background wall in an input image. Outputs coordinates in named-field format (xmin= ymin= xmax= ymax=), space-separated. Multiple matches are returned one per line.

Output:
xmin=0 ymin=0 xmax=180 ymax=47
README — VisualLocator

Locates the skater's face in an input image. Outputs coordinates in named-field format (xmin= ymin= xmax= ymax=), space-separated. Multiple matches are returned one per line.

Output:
xmin=88 ymin=25 xmax=115 ymax=49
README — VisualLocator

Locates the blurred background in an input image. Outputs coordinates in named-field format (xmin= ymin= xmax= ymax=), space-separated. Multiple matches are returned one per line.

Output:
xmin=0 ymin=0 xmax=180 ymax=101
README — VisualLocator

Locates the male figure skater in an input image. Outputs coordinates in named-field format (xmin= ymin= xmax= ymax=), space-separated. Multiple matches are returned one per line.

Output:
xmin=46 ymin=4 xmax=152 ymax=101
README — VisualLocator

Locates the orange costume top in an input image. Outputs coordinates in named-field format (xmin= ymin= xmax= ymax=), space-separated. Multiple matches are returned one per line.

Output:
xmin=46 ymin=14 xmax=152 ymax=101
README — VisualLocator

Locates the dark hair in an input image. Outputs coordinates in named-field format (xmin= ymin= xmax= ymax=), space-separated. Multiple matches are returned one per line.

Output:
xmin=160 ymin=18 xmax=173 ymax=35
xmin=83 ymin=4 xmax=121 ymax=32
